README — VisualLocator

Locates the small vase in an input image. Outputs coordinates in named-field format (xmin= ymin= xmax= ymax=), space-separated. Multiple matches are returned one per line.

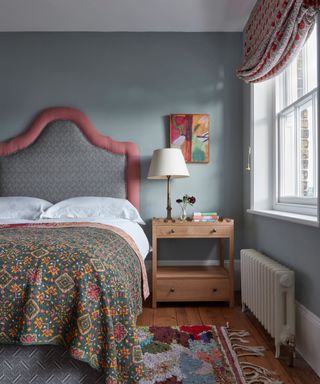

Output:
xmin=180 ymin=206 xmax=188 ymax=221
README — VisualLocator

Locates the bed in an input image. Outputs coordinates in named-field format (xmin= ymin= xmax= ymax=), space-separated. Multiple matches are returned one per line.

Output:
xmin=0 ymin=107 xmax=150 ymax=384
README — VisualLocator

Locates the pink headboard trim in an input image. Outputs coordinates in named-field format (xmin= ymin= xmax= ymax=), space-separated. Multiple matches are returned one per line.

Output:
xmin=0 ymin=107 xmax=140 ymax=210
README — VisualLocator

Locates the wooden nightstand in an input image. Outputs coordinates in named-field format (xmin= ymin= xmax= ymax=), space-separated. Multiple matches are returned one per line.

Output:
xmin=152 ymin=218 xmax=234 ymax=308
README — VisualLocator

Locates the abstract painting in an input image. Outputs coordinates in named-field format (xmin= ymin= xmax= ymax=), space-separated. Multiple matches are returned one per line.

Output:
xmin=170 ymin=114 xmax=210 ymax=163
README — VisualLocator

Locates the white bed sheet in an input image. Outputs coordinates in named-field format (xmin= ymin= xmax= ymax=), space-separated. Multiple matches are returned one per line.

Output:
xmin=0 ymin=217 xmax=150 ymax=259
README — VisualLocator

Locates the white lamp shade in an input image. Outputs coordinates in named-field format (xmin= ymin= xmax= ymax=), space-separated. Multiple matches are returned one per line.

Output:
xmin=147 ymin=148 xmax=190 ymax=179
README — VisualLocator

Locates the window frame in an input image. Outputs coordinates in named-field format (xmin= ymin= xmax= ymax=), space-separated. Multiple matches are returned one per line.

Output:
xmin=249 ymin=18 xmax=319 ymax=226
xmin=273 ymin=31 xmax=318 ymax=217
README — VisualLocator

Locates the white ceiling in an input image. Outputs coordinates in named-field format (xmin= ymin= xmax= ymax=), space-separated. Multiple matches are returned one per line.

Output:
xmin=0 ymin=0 xmax=256 ymax=32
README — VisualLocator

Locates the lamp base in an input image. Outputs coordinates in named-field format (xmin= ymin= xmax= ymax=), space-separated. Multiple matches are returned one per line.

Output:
xmin=164 ymin=206 xmax=175 ymax=222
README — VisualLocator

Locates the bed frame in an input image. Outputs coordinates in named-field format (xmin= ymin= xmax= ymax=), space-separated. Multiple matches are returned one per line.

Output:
xmin=0 ymin=107 xmax=140 ymax=209
xmin=0 ymin=107 xmax=141 ymax=384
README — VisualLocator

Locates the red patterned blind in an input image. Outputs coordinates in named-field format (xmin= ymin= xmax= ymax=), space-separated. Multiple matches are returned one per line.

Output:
xmin=304 ymin=0 xmax=320 ymax=6
xmin=237 ymin=0 xmax=319 ymax=83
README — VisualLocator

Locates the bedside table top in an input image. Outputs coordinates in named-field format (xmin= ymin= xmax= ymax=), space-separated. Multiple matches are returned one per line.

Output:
xmin=152 ymin=218 xmax=234 ymax=226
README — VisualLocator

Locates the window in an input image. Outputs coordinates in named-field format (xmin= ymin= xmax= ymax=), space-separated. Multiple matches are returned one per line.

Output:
xmin=250 ymin=22 xmax=319 ymax=225
xmin=275 ymin=25 xmax=318 ymax=215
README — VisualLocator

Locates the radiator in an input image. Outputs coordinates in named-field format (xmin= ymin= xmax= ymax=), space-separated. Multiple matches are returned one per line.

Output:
xmin=240 ymin=249 xmax=295 ymax=358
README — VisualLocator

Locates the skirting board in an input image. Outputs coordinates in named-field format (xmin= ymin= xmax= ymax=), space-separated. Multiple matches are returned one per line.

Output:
xmin=296 ymin=301 xmax=320 ymax=377
xmin=144 ymin=259 xmax=241 ymax=291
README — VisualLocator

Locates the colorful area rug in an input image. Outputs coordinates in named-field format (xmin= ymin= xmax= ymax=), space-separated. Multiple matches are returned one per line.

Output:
xmin=138 ymin=325 xmax=282 ymax=384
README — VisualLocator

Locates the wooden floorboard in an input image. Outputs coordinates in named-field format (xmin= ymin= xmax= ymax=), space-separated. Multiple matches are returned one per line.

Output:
xmin=137 ymin=300 xmax=320 ymax=384
xmin=153 ymin=307 xmax=177 ymax=326
xmin=198 ymin=304 xmax=226 ymax=325
xmin=176 ymin=306 xmax=202 ymax=325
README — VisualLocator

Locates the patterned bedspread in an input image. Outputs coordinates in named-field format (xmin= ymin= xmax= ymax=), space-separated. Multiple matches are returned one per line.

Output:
xmin=0 ymin=222 xmax=149 ymax=383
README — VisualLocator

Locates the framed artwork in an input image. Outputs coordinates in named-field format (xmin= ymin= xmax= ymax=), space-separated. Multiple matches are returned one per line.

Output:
xmin=170 ymin=114 xmax=210 ymax=163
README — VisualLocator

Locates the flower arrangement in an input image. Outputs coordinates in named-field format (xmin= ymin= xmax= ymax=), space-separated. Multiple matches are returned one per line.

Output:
xmin=176 ymin=194 xmax=196 ymax=220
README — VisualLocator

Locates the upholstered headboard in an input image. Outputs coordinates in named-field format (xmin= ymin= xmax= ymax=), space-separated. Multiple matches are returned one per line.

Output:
xmin=0 ymin=107 xmax=140 ymax=209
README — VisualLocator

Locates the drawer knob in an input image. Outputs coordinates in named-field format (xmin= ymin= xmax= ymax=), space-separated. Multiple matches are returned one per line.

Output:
xmin=170 ymin=287 xmax=175 ymax=293
xmin=169 ymin=229 xmax=175 ymax=234
xmin=212 ymin=288 xmax=218 ymax=292
xmin=210 ymin=228 xmax=217 ymax=233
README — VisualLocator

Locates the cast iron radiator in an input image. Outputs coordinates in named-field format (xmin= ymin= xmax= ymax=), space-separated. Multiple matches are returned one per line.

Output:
xmin=240 ymin=249 xmax=295 ymax=359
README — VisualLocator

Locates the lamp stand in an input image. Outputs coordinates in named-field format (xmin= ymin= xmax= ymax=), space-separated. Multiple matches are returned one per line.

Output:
xmin=164 ymin=175 xmax=175 ymax=222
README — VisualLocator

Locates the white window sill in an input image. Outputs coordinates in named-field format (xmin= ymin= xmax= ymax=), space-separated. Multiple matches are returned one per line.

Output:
xmin=247 ymin=209 xmax=319 ymax=227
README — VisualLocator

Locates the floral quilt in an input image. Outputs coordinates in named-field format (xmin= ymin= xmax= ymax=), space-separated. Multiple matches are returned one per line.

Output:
xmin=0 ymin=222 xmax=149 ymax=383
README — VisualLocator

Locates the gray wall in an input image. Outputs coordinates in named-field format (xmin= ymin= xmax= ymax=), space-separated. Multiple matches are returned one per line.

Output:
xmin=242 ymin=26 xmax=320 ymax=318
xmin=0 ymin=32 xmax=244 ymax=263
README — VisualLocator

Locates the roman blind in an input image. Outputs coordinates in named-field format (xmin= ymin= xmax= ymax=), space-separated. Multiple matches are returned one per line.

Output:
xmin=237 ymin=0 xmax=319 ymax=83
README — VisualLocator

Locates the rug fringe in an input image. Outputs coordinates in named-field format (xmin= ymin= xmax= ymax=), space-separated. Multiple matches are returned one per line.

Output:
xmin=226 ymin=325 xmax=283 ymax=384
xmin=241 ymin=362 xmax=283 ymax=384
xmin=232 ymin=344 xmax=265 ymax=357
xmin=228 ymin=329 xmax=251 ymax=344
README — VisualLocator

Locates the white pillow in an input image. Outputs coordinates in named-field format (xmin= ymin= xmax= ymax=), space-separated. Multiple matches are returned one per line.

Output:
xmin=41 ymin=196 xmax=145 ymax=224
xmin=0 ymin=196 xmax=52 ymax=220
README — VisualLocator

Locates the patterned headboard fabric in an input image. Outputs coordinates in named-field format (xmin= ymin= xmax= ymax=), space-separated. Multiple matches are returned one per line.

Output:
xmin=0 ymin=108 xmax=140 ymax=209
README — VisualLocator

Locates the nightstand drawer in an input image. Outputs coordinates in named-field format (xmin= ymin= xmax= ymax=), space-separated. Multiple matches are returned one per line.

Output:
xmin=157 ymin=278 xmax=230 ymax=301
xmin=156 ymin=225 xmax=230 ymax=238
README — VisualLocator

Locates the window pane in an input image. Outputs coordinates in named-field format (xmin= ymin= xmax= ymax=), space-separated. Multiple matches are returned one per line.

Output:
xmin=276 ymin=22 xmax=317 ymax=207
xmin=287 ymin=55 xmax=299 ymax=106
xmin=280 ymin=111 xmax=296 ymax=198
xmin=306 ymin=25 xmax=317 ymax=93
xmin=298 ymin=99 xmax=316 ymax=198
xmin=277 ymin=24 xmax=317 ymax=110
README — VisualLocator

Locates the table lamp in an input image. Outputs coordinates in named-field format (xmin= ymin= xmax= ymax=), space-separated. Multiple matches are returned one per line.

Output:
xmin=148 ymin=148 xmax=190 ymax=221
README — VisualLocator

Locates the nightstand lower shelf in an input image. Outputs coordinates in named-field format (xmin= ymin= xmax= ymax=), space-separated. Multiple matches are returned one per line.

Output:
xmin=157 ymin=266 xmax=230 ymax=302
